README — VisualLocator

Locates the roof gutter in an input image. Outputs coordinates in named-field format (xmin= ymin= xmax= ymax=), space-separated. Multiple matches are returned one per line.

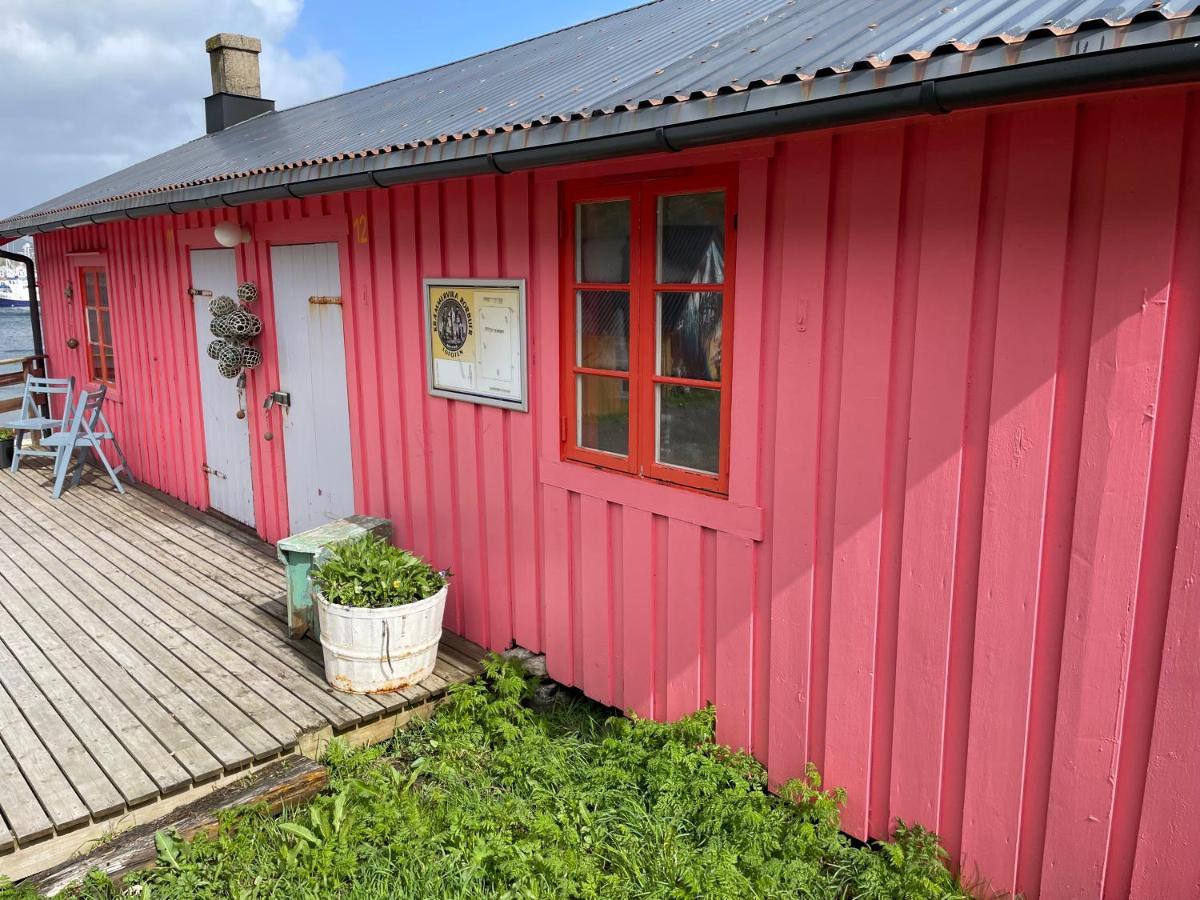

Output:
xmin=493 ymin=37 xmax=1200 ymax=166
xmin=0 ymin=250 xmax=44 ymax=361
xmin=4 ymin=37 xmax=1199 ymax=238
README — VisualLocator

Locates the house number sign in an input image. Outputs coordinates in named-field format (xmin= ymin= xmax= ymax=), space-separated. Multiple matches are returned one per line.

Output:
xmin=423 ymin=278 xmax=528 ymax=411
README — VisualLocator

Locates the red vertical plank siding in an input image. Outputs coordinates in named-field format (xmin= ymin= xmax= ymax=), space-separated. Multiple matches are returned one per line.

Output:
xmin=579 ymin=495 xmax=614 ymax=705
xmin=472 ymin=176 xmax=516 ymax=653
xmin=764 ymin=135 xmax=831 ymax=777
xmin=1129 ymin=351 xmax=1200 ymax=898
xmin=416 ymin=183 xmax=463 ymax=632
xmin=1116 ymin=92 xmax=1200 ymax=900
xmin=1015 ymin=102 xmax=1108 ymax=899
xmin=1040 ymin=92 xmax=1186 ymax=898
xmin=665 ymin=519 xmax=703 ymax=721
xmin=620 ymin=506 xmax=656 ymax=718
xmin=715 ymin=531 xmax=755 ymax=749
xmin=823 ymin=127 xmax=905 ymax=837
xmin=541 ymin=486 xmax=573 ymax=684
xmin=868 ymin=122 xmax=925 ymax=840
xmin=27 ymin=85 xmax=1200 ymax=898
xmin=346 ymin=191 xmax=385 ymax=520
xmin=501 ymin=173 xmax=543 ymax=654
xmin=390 ymin=186 xmax=432 ymax=560
xmin=442 ymin=179 xmax=489 ymax=647
xmin=888 ymin=114 xmax=986 ymax=832
xmin=959 ymin=107 xmax=1076 ymax=892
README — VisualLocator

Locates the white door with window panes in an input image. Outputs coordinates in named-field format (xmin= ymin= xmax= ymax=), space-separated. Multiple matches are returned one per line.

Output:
xmin=561 ymin=176 xmax=735 ymax=493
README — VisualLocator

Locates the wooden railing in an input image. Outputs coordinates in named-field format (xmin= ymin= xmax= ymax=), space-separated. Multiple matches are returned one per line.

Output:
xmin=0 ymin=355 xmax=46 ymax=415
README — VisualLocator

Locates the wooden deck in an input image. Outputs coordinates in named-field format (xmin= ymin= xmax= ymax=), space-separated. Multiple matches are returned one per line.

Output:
xmin=0 ymin=460 xmax=484 ymax=880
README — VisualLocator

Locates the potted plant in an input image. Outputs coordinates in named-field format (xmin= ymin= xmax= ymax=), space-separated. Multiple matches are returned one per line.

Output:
xmin=310 ymin=535 xmax=449 ymax=693
xmin=0 ymin=428 xmax=14 ymax=469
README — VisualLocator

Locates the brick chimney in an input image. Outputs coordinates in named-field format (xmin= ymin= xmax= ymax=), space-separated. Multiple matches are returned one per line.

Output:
xmin=204 ymin=33 xmax=275 ymax=134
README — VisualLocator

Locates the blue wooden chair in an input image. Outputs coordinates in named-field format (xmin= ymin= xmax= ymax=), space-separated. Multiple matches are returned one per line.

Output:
xmin=40 ymin=385 xmax=134 ymax=499
xmin=8 ymin=374 xmax=75 ymax=472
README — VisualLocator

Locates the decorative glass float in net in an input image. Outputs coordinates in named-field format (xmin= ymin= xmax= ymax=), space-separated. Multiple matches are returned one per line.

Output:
xmin=210 ymin=316 xmax=234 ymax=339
xmin=237 ymin=282 xmax=258 ymax=304
xmin=206 ymin=338 xmax=229 ymax=361
xmin=219 ymin=342 xmax=244 ymax=368
xmin=217 ymin=358 xmax=243 ymax=379
xmin=222 ymin=309 xmax=263 ymax=338
xmin=209 ymin=295 xmax=236 ymax=317
xmin=241 ymin=345 xmax=263 ymax=369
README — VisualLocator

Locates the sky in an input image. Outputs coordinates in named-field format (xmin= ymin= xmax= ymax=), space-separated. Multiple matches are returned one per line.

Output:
xmin=0 ymin=0 xmax=636 ymax=220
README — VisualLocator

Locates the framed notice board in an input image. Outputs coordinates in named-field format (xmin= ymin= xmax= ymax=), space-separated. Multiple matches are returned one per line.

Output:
xmin=423 ymin=278 xmax=528 ymax=411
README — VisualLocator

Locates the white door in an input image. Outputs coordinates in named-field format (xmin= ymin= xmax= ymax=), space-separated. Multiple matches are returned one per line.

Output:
xmin=270 ymin=243 xmax=355 ymax=534
xmin=190 ymin=248 xmax=256 ymax=527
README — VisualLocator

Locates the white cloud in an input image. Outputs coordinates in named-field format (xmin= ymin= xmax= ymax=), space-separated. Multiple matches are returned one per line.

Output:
xmin=0 ymin=0 xmax=344 ymax=218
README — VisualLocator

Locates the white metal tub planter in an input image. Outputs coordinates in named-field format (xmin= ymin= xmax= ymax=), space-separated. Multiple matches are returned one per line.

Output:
xmin=310 ymin=535 xmax=449 ymax=693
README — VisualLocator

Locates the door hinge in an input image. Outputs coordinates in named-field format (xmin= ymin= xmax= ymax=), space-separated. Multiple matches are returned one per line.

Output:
xmin=201 ymin=463 xmax=227 ymax=479
xmin=560 ymin=416 xmax=567 ymax=443
xmin=188 ymin=287 xmax=212 ymax=297
xmin=309 ymin=295 xmax=342 ymax=305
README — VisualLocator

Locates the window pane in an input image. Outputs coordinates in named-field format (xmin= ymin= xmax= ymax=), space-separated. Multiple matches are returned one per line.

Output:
xmin=657 ymin=291 xmax=723 ymax=381
xmin=86 ymin=308 xmax=99 ymax=342
xmin=97 ymin=273 xmax=110 ymax=309
xmin=577 ymin=290 xmax=629 ymax=371
xmin=657 ymin=191 xmax=725 ymax=284
xmin=577 ymin=373 xmax=629 ymax=456
xmin=89 ymin=343 xmax=102 ymax=378
xmin=84 ymin=271 xmax=96 ymax=305
xmin=577 ymin=200 xmax=630 ymax=283
xmin=657 ymin=384 xmax=720 ymax=474
xmin=106 ymin=353 xmax=117 ymax=384
xmin=100 ymin=309 xmax=113 ymax=349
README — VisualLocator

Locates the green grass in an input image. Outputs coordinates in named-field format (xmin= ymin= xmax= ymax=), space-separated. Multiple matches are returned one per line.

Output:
xmin=2 ymin=658 xmax=974 ymax=899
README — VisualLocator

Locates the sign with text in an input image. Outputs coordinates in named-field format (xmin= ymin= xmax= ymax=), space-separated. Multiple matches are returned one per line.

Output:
xmin=423 ymin=278 xmax=528 ymax=411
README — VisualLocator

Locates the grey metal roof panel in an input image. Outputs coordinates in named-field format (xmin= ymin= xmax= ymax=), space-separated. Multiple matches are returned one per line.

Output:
xmin=5 ymin=0 xmax=1199 ymax=231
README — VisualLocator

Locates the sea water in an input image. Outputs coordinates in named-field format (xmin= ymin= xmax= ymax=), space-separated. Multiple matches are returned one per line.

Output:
xmin=0 ymin=308 xmax=35 ymax=423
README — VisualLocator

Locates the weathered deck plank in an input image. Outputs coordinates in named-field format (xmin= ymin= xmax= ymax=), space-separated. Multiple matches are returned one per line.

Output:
xmin=0 ymin=542 xmax=222 ymax=784
xmin=0 ymin=636 xmax=126 ymax=820
xmin=0 ymin=735 xmax=53 ymax=845
xmin=0 ymin=496 xmax=274 ymax=766
xmin=0 ymin=484 xmax=314 ymax=751
xmin=52 ymin=481 xmax=386 ymax=722
xmin=0 ymin=666 xmax=90 ymax=833
xmin=0 ymin=569 xmax=194 ymax=793
xmin=28 ymin=484 xmax=363 ymax=730
xmin=0 ymin=461 xmax=487 ymax=874
xmin=0 ymin=606 xmax=156 ymax=809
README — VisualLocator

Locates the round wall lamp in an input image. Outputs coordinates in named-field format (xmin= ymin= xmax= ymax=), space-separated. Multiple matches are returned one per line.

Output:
xmin=213 ymin=221 xmax=251 ymax=247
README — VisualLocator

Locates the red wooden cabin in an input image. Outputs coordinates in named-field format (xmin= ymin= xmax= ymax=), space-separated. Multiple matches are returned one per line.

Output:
xmin=4 ymin=3 xmax=1200 ymax=896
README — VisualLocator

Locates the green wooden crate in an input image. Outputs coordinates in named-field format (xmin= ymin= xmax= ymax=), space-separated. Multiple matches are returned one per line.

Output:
xmin=276 ymin=515 xmax=392 ymax=640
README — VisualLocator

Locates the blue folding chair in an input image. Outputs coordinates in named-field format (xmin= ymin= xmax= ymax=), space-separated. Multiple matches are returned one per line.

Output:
xmin=9 ymin=374 xmax=75 ymax=472
xmin=40 ymin=385 xmax=134 ymax=499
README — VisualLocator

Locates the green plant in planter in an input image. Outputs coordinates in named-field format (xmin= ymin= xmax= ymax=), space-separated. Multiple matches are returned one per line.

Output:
xmin=313 ymin=535 xmax=446 ymax=610
xmin=0 ymin=428 xmax=14 ymax=441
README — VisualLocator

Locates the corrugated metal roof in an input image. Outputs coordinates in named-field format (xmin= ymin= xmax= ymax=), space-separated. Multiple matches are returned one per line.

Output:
xmin=5 ymin=0 xmax=1199 ymax=232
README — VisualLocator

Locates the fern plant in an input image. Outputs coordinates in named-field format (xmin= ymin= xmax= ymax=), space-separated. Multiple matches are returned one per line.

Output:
xmin=312 ymin=535 xmax=447 ymax=609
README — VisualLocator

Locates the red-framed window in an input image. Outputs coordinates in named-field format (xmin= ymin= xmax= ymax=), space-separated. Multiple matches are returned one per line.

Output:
xmin=560 ymin=169 xmax=736 ymax=494
xmin=80 ymin=267 xmax=117 ymax=386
